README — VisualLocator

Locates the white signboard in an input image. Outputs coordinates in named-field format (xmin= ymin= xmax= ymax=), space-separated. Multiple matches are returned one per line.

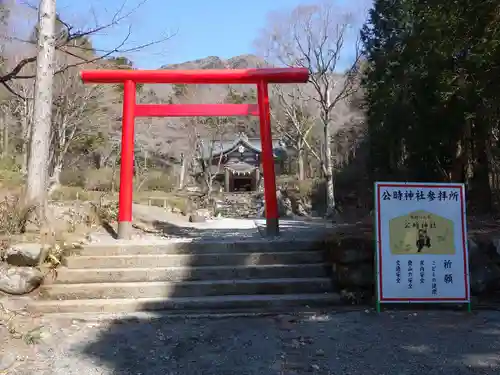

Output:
xmin=374 ymin=182 xmax=470 ymax=303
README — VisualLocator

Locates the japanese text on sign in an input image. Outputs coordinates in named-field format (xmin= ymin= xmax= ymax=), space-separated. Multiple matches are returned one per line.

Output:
xmin=381 ymin=189 xmax=459 ymax=202
xmin=375 ymin=182 xmax=470 ymax=303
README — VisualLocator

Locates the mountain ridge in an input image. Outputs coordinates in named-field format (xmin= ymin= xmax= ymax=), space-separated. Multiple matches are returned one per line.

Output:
xmin=159 ymin=54 xmax=269 ymax=70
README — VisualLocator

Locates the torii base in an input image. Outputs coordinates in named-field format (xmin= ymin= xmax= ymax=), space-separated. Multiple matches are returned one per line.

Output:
xmin=117 ymin=221 xmax=132 ymax=240
xmin=265 ymin=218 xmax=279 ymax=237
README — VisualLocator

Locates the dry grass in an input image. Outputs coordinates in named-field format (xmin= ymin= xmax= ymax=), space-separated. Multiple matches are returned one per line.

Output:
xmin=135 ymin=193 xmax=190 ymax=213
xmin=0 ymin=192 xmax=87 ymax=274
xmin=0 ymin=303 xmax=44 ymax=345
xmin=60 ymin=167 xmax=176 ymax=193
xmin=88 ymin=195 xmax=119 ymax=225
xmin=50 ymin=186 xmax=96 ymax=201
xmin=0 ymin=195 xmax=88 ymax=348
xmin=0 ymin=196 xmax=37 ymax=236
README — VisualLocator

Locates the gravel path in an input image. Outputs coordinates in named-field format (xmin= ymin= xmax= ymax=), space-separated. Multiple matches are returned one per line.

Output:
xmin=2 ymin=310 xmax=500 ymax=374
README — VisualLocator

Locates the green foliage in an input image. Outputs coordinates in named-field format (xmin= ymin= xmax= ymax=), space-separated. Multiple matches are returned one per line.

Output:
xmin=0 ymin=157 xmax=21 ymax=172
xmin=0 ymin=158 xmax=23 ymax=189
xmin=361 ymin=0 xmax=500 ymax=212
xmin=108 ymin=56 xmax=134 ymax=68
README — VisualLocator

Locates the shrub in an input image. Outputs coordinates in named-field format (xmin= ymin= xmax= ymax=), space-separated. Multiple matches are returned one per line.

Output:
xmin=0 ymin=170 xmax=24 ymax=189
xmin=89 ymin=198 xmax=119 ymax=224
xmin=59 ymin=169 xmax=85 ymax=187
xmin=137 ymin=170 xmax=176 ymax=192
xmin=296 ymin=179 xmax=314 ymax=197
xmin=51 ymin=186 xmax=92 ymax=201
xmin=276 ymin=176 xmax=327 ymax=215
xmin=0 ymin=195 xmax=36 ymax=235
xmin=0 ymin=157 xmax=21 ymax=172
xmin=84 ymin=168 xmax=119 ymax=191
xmin=276 ymin=175 xmax=298 ymax=188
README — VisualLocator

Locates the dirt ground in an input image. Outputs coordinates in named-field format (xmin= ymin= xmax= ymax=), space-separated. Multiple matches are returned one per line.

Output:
xmin=1 ymin=309 xmax=499 ymax=374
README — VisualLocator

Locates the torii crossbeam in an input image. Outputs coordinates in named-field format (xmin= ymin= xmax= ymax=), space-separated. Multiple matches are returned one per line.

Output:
xmin=81 ymin=67 xmax=309 ymax=239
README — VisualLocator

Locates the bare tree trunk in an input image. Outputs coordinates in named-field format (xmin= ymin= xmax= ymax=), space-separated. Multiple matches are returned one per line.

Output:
xmin=25 ymin=0 xmax=56 ymax=210
xmin=323 ymin=110 xmax=335 ymax=214
xmin=298 ymin=148 xmax=305 ymax=181
xmin=51 ymin=163 xmax=62 ymax=186
xmin=111 ymin=156 xmax=118 ymax=193
xmin=2 ymin=122 xmax=8 ymax=158
xmin=0 ymin=111 xmax=4 ymax=158
xmin=179 ymin=153 xmax=186 ymax=189
xmin=21 ymin=98 xmax=32 ymax=174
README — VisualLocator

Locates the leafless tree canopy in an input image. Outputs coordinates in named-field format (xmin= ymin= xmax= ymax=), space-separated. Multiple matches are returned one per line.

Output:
xmin=0 ymin=0 xmax=175 ymax=97
xmin=254 ymin=1 xmax=366 ymax=211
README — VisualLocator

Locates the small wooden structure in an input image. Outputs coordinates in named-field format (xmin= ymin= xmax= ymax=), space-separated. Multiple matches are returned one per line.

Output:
xmin=202 ymin=133 xmax=287 ymax=192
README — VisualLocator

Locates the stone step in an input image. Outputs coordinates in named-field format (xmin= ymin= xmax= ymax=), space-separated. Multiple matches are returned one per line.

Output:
xmin=63 ymin=251 xmax=325 ymax=269
xmin=29 ymin=293 xmax=341 ymax=314
xmin=41 ymin=278 xmax=332 ymax=300
xmin=77 ymin=239 xmax=323 ymax=256
xmin=54 ymin=263 xmax=330 ymax=284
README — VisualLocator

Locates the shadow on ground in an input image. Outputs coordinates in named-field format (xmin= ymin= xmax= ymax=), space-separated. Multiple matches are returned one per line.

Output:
xmin=75 ymin=310 xmax=500 ymax=375
xmin=67 ymin=219 xmax=500 ymax=374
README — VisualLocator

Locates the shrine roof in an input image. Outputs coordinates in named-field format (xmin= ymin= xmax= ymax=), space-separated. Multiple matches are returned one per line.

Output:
xmin=200 ymin=132 xmax=287 ymax=159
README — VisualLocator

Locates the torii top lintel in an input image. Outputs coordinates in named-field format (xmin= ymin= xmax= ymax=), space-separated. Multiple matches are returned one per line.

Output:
xmin=80 ymin=67 xmax=309 ymax=84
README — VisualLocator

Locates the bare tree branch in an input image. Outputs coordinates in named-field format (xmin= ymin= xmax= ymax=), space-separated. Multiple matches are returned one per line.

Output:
xmin=1 ymin=0 xmax=175 ymax=91
xmin=255 ymin=1 xmax=365 ymax=212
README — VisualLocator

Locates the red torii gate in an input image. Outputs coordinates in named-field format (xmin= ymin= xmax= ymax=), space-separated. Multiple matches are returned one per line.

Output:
xmin=80 ymin=68 xmax=309 ymax=239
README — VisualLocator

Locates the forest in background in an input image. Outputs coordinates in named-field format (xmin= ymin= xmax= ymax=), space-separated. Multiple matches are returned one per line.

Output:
xmin=0 ymin=0 xmax=498 ymax=220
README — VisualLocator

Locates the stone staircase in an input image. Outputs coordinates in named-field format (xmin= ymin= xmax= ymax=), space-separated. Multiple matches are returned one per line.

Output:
xmin=29 ymin=238 xmax=339 ymax=314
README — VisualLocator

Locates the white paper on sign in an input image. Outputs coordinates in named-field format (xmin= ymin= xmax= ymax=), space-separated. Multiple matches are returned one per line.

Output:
xmin=374 ymin=182 xmax=470 ymax=303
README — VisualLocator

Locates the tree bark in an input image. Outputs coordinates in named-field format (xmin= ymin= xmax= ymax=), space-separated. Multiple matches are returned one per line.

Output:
xmin=20 ymin=98 xmax=32 ymax=175
xmin=0 ymin=111 xmax=5 ymax=157
xmin=179 ymin=153 xmax=186 ymax=189
xmin=470 ymin=120 xmax=492 ymax=213
xmin=322 ymin=106 xmax=335 ymax=214
xmin=25 ymin=0 xmax=56 ymax=210
xmin=298 ymin=147 xmax=305 ymax=181
xmin=2 ymin=123 xmax=8 ymax=157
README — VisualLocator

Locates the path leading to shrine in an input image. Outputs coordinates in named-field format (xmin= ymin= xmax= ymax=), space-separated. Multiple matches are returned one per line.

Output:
xmin=2 ymin=309 xmax=499 ymax=374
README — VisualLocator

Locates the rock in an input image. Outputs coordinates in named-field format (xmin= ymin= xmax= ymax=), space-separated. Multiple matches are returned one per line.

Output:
xmin=0 ymin=263 xmax=43 ymax=295
xmin=4 ymin=243 xmax=47 ymax=267
xmin=326 ymin=234 xmax=500 ymax=298
xmin=189 ymin=214 xmax=206 ymax=223
xmin=468 ymin=237 xmax=500 ymax=295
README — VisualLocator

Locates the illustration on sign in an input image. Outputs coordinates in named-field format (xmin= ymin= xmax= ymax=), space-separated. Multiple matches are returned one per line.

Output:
xmin=374 ymin=182 xmax=470 ymax=304
xmin=389 ymin=210 xmax=456 ymax=255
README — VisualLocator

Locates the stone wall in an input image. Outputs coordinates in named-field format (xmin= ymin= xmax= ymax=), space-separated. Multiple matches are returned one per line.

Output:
xmin=212 ymin=188 xmax=313 ymax=219
xmin=324 ymin=225 xmax=500 ymax=304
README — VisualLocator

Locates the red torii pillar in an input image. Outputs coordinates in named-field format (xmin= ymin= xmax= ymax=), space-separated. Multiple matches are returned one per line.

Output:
xmin=80 ymin=68 xmax=309 ymax=239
